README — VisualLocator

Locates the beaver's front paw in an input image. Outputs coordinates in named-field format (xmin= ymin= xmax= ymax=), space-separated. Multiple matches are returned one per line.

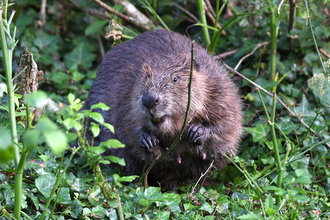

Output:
xmin=139 ymin=131 xmax=160 ymax=154
xmin=187 ymin=124 xmax=206 ymax=146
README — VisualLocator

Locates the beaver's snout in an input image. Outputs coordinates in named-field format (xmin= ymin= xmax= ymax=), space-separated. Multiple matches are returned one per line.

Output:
xmin=142 ymin=92 xmax=160 ymax=109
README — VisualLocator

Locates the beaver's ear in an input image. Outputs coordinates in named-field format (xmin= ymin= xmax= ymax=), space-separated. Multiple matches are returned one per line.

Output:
xmin=141 ymin=63 xmax=153 ymax=78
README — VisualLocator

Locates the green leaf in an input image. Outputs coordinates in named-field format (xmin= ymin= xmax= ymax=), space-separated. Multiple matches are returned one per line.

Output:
xmin=71 ymin=200 xmax=83 ymax=218
xmin=263 ymin=186 xmax=287 ymax=195
xmin=103 ymin=122 xmax=115 ymax=133
xmin=85 ymin=20 xmax=108 ymax=35
xmin=22 ymin=130 xmax=41 ymax=153
xmin=103 ymin=155 xmax=126 ymax=166
xmin=0 ymin=128 xmax=15 ymax=165
xmin=57 ymin=187 xmax=71 ymax=204
xmin=244 ymin=123 xmax=270 ymax=143
xmin=254 ymin=78 xmax=278 ymax=91
xmin=24 ymin=91 xmax=48 ymax=108
xmin=265 ymin=195 xmax=275 ymax=215
xmin=90 ymin=122 xmax=100 ymax=137
xmin=238 ymin=213 xmax=265 ymax=219
xmin=63 ymin=118 xmax=82 ymax=131
xmin=68 ymin=93 xmax=75 ymax=104
xmin=35 ymin=174 xmax=57 ymax=198
xmin=100 ymin=139 xmax=125 ymax=149
xmin=91 ymin=102 xmax=110 ymax=111
xmin=294 ymin=176 xmax=311 ymax=184
xmin=154 ymin=211 xmax=170 ymax=219
xmin=88 ymin=146 xmax=106 ymax=155
xmin=201 ymin=202 xmax=214 ymax=214
xmin=43 ymin=129 xmax=68 ymax=155
xmin=89 ymin=112 xmax=104 ymax=124
xmin=64 ymin=42 xmax=96 ymax=70
xmin=36 ymin=117 xmax=58 ymax=131
xmin=117 ymin=175 xmax=139 ymax=182
xmin=276 ymin=121 xmax=296 ymax=135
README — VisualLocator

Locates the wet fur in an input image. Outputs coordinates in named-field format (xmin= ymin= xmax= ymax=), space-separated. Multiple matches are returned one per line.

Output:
xmin=83 ymin=30 xmax=243 ymax=190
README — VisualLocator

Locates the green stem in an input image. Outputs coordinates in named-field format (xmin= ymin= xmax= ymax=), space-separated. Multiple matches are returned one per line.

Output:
xmin=0 ymin=4 xmax=19 ymax=167
xmin=269 ymin=3 xmax=278 ymax=91
xmin=270 ymin=94 xmax=282 ymax=205
xmin=14 ymin=152 xmax=28 ymax=219
xmin=196 ymin=0 xmax=210 ymax=47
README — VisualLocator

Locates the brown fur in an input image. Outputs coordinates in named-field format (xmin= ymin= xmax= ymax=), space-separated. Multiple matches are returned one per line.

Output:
xmin=83 ymin=30 xmax=243 ymax=190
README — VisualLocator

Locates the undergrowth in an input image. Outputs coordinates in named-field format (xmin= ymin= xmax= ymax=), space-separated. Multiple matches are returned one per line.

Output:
xmin=0 ymin=0 xmax=329 ymax=219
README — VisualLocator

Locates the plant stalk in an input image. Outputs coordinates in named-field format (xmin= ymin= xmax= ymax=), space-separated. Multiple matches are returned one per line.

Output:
xmin=269 ymin=3 xmax=278 ymax=91
xmin=270 ymin=93 xmax=282 ymax=205
xmin=196 ymin=0 xmax=210 ymax=47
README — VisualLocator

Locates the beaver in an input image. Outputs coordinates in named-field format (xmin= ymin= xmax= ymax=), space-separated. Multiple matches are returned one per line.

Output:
xmin=83 ymin=30 xmax=243 ymax=190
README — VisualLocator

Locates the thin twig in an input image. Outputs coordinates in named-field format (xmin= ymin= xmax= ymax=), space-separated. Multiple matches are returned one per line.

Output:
xmin=191 ymin=160 xmax=214 ymax=193
xmin=94 ymin=0 xmax=151 ymax=31
xmin=173 ymin=3 xmax=199 ymax=23
xmin=34 ymin=27 xmax=84 ymax=94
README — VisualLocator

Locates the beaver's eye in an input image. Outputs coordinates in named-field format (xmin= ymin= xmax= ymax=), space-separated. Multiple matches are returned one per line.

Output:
xmin=172 ymin=76 xmax=178 ymax=83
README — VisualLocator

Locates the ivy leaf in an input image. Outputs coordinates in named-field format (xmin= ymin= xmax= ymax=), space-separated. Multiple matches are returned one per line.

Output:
xmin=244 ymin=123 xmax=270 ymax=143
xmin=64 ymin=42 xmax=96 ymax=70
xmin=201 ymin=202 xmax=214 ymax=214
xmin=35 ymin=174 xmax=57 ymax=198
xmin=85 ymin=20 xmax=108 ymax=35
xmin=71 ymin=200 xmax=83 ymax=219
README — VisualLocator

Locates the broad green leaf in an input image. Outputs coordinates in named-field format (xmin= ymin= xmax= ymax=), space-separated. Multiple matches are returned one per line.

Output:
xmin=57 ymin=187 xmax=71 ymax=204
xmin=254 ymin=78 xmax=278 ymax=91
xmin=154 ymin=211 xmax=170 ymax=219
xmin=36 ymin=117 xmax=58 ymax=131
xmin=276 ymin=121 xmax=296 ymax=135
xmin=22 ymin=129 xmax=41 ymax=153
xmin=201 ymin=202 xmax=214 ymax=214
xmin=63 ymin=118 xmax=82 ymax=131
xmin=91 ymin=206 xmax=106 ymax=218
xmin=24 ymin=91 xmax=48 ymax=108
xmin=91 ymin=102 xmax=110 ymax=111
xmin=89 ymin=112 xmax=104 ymax=124
xmin=244 ymin=123 xmax=270 ymax=143
xmin=64 ymin=42 xmax=96 ymax=70
xmin=294 ymin=95 xmax=316 ymax=118
xmin=71 ymin=200 xmax=83 ymax=218
xmin=43 ymin=129 xmax=68 ymax=155
xmin=85 ymin=20 xmax=108 ymax=35
xmin=295 ymin=176 xmax=312 ymax=184
xmin=35 ymin=174 xmax=57 ymax=198
xmin=89 ymin=146 xmax=106 ymax=155
xmin=90 ymin=122 xmax=100 ymax=137
xmin=0 ymin=128 xmax=15 ymax=165
xmin=263 ymin=186 xmax=287 ymax=195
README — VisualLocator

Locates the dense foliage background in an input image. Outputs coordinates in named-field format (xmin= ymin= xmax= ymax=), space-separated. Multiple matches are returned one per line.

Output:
xmin=0 ymin=0 xmax=329 ymax=219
